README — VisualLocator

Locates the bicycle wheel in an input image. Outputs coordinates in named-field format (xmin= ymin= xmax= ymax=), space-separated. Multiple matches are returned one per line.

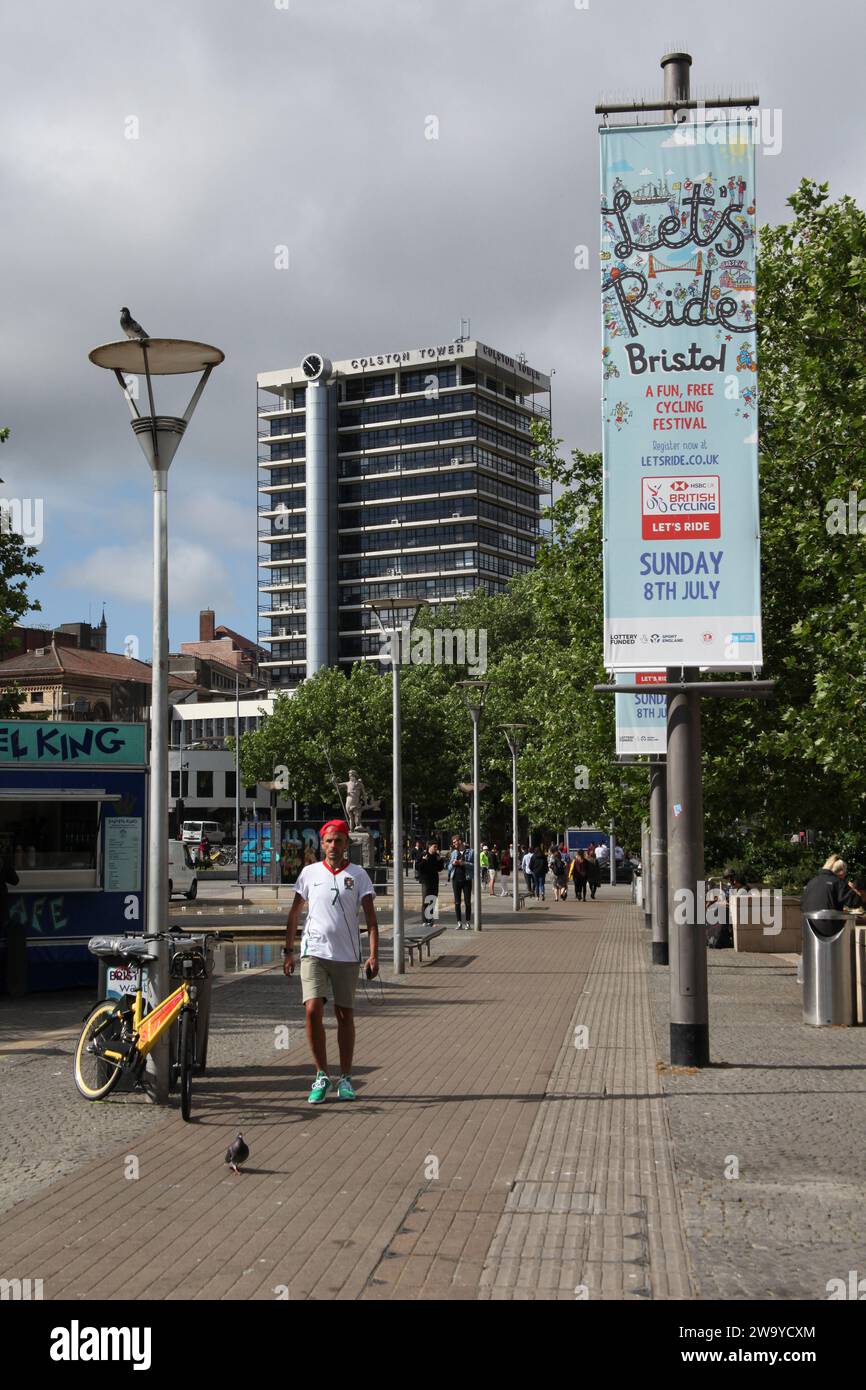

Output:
xmin=179 ymin=1007 xmax=195 ymax=1121
xmin=73 ymin=1000 xmax=127 ymax=1100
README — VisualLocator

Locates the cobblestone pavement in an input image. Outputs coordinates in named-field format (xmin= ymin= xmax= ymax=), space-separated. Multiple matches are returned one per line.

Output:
xmin=2 ymin=892 xmax=860 ymax=1300
xmin=648 ymin=931 xmax=866 ymax=1301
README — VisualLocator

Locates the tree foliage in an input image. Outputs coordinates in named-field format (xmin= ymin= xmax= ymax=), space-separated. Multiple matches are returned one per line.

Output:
xmin=0 ymin=429 xmax=44 ymax=717
xmin=241 ymin=181 xmax=866 ymax=875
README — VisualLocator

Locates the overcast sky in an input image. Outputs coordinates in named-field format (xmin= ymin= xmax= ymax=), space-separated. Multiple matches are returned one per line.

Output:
xmin=2 ymin=0 xmax=864 ymax=659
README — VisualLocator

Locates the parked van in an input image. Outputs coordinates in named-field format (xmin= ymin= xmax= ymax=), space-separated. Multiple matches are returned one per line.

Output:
xmin=169 ymin=841 xmax=198 ymax=900
xmin=181 ymin=820 xmax=225 ymax=846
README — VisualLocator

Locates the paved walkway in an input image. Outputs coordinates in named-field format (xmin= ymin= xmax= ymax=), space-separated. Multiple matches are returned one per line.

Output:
xmin=2 ymin=891 xmax=864 ymax=1300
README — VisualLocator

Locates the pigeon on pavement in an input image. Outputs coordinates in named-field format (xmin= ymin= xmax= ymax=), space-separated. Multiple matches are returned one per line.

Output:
xmin=120 ymin=307 xmax=148 ymax=340
xmin=225 ymin=1132 xmax=250 ymax=1174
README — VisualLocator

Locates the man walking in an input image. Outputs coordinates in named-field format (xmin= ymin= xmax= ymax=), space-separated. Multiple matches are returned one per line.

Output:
xmin=529 ymin=844 xmax=548 ymax=900
xmin=521 ymin=844 xmax=534 ymax=897
xmin=283 ymin=819 xmax=379 ymax=1103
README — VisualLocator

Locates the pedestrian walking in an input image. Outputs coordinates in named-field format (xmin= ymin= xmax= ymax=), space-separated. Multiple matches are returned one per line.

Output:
xmin=417 ymin=840 xmax=443 ymax=921
xmin=584 ymin=849 xmax=601 ymax=900
xmin=550 ymin=849 xmax=569 ymax=901
xmin=529 ymin=845 xmax=548 ymax=900
xmin=480 ymin=845 xmax=490 ymax=888
xmin=198 ymin=833 xmax=210 ymax=869
xmin=450 ymin=850 xmax=472 ymax=929
xmin=570 ymin=850 xmax=588 ymax=901
xmin=488 ymin=844 xmax=500 ymax=895
xmin=499 ymin=845 xmax=512 ymax=896
xmin=521 ymin=845 xmax=534 ymax=897
xmin=282 ymin=818 xmax=379 ymax=1104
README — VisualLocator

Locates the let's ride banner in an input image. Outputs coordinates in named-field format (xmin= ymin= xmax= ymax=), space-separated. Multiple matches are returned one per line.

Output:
xmin=600 ymin=122 xmax=762 ymax=669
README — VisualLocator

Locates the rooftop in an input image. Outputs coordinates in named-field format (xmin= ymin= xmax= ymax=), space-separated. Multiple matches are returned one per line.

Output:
xmin=258 ymin=338 xmax=550 ymax=395
xmin=0 ymin=644 xmax=195 ymax=688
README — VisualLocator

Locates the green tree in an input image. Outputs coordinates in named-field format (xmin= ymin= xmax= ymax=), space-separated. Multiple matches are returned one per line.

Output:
xmin=0 ymin=429 xmax=44 ymax=717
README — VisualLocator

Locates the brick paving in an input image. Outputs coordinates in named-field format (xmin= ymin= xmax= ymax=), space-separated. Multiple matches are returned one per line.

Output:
xmin=3 ymin=890 xmax=862 ymax=1300
xmin=648 ymin=942 xmax=866 ymax=1301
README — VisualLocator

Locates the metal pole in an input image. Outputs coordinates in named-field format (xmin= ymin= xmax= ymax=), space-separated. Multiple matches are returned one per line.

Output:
xmin=650 ymin=760 xmax=669 ymax=965
xmin=392 ymin=650 xmax=404 ymax=974
xmin=471 ymin=710 xmax=482 ymax=932
xmin=235 ymin=671 xmax=240 ymax=884
xmin=667 ymin=671 xmax=707 ymax=1063
xmin=642 ymin=817 xmax=652 ymax=927
xmin=146 ymin=469 xmax=169 ymax=1102
xmin=512 ymin=746 xmax=519 ymax=914
xmin=608 ymin=819 xmax=616 ymax=887
xmin=661 ymin=50 xmax=692 ymax=122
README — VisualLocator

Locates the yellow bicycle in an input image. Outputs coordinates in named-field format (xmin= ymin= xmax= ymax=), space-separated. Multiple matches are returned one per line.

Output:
xmin=73 ymin=930 xmax=226 ymax=1121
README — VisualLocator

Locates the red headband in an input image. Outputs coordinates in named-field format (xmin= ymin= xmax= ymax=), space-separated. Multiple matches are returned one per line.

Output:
xmin=320 ymin=819 xmax=350 ymax=838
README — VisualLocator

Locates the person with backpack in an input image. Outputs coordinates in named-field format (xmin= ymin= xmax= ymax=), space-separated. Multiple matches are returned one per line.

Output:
xmin=529 ymin=844 xmax=548 ymax=900
xmin=550 ymin=849 xmax=569 ymax=901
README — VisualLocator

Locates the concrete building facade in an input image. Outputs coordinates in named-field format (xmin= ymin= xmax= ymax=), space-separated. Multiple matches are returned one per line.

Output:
xmin=257 ymin=337 xmax=550 ymax=688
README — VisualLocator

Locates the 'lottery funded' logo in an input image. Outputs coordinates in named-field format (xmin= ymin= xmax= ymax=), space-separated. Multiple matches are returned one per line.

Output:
xmin=641 ymin=475 xmax=720 ymax=539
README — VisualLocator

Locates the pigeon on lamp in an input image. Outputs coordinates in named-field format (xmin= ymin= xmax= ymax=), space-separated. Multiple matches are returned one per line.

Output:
xmin=120 ymin=307 xmax=148 ymax=340
xmin=225 ymin=1132 xmax=249 ymax=1175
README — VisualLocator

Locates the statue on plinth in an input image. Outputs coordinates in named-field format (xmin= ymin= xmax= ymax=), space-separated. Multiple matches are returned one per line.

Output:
xmin=337 ymin=769 xmax=381 ymax=832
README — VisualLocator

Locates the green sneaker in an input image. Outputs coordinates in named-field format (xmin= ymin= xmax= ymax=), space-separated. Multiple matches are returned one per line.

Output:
xmin=307 ymin=1073 xmax=332 ymax=1105
xmin=337 ymin=1075 xmax=356 ymax=1101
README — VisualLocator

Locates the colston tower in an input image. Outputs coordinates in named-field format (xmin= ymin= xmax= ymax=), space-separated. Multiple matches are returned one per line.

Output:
xmin=256 ymin=337 xmax=551 ymax=689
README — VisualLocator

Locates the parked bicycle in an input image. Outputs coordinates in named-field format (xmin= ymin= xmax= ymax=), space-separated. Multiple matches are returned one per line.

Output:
xmin=73 ymin=930 xmax=228 ymax=1121
xmin=210 ymin=845 xmax=237 ymax=867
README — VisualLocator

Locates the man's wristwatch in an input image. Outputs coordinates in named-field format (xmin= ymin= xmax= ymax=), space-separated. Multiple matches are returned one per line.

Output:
xmin=281 ymin=945 xmax=294 ymax=956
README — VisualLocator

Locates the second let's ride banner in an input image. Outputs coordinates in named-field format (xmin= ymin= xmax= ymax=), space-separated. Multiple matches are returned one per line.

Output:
xmin=600 ymin=121 xmax=762 ymax=669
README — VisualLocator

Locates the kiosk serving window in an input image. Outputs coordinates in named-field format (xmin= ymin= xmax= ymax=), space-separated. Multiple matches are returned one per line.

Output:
xmin=1 ymin=796 xmax=99 ymax=869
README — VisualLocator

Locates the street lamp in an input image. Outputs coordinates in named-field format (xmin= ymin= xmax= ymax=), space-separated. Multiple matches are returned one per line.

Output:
xmin=89 ymin=334 xmax=223 ymax=1102
xmin=366 ymin=598 xmax=420 ymax=975
xmin=458 ymin=680 xmax=489 ymax=932
xmin=500 ymin=724 xmax=528 ymax=913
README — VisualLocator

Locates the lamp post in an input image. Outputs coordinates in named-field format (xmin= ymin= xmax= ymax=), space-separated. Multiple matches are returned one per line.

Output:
xmin=500 ymin=724 xmax=528 ymax=913
xmin=89 ymin=335 xmax=223 ymax=1102
xmin=458 ymin=681 xmax=489 ymax=932
xmin=366 ymin=598 xmax=420 ymax=975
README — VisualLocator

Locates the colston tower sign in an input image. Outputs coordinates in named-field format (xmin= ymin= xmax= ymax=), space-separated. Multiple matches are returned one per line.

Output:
xmin=600 ymin=122 xmax=762 ymax=669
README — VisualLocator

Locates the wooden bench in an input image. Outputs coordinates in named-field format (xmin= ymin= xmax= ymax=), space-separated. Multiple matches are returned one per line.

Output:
xmin=404 ymin=924 xmax=447 ymax=966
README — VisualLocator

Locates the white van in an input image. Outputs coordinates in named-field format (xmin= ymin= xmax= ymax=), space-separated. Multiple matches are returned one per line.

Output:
xmin=181 ymin=820 xmax=225 ymax=846
xmin=169 ymin=841 xmax=198 ymax=900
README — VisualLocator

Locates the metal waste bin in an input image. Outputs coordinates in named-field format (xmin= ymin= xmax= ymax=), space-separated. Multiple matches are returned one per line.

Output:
xmin=168 ymin=934 xmax=216 ymax=1073
xmin=802 ymin=910 xmax=854 ymax=1026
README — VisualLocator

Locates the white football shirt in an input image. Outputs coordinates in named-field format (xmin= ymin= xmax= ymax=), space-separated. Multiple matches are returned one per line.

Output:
xmin=294 ymin=860 xmax=376 ymax=962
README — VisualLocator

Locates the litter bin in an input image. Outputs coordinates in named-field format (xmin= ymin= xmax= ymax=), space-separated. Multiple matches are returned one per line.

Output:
xmin=168 ymin=934 xmax=216 ymax=1073
xmin=802 ymin=910 xmax=855 ymax=1026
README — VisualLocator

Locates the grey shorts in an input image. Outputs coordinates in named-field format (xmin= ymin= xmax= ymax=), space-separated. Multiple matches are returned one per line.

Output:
xmin=300 ymin=956 xmax=359 ymax=1009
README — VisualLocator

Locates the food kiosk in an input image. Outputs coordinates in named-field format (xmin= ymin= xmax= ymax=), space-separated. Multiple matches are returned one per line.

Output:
xmin=0 ymin=721 xmax=148 ymax=992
